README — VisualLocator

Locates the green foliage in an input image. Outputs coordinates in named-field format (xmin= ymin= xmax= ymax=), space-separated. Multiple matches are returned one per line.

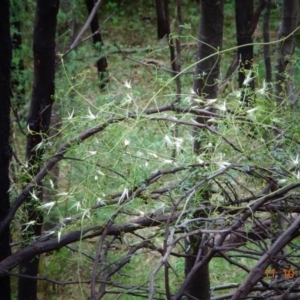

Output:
xmin=8 ymin=0 xmax=300 ymax=299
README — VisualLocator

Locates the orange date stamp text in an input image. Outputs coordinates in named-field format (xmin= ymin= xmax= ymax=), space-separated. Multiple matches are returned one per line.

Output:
xmin=265 ymin=268 xmax=296 ymax=279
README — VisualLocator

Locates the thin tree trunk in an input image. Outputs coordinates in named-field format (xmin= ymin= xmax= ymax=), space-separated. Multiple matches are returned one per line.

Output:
xmin=263 ymin=0 xmax=272 ymax=84
xmin=184 ymin=234 xmax=210 ymax=300
xmin=85 ymin=0 xmax=108 ymax=90
xmin=193 ymin=0 xmax=224 ymax=153
xmin=18 ymin=1 xmax=59 ymax=299
xmin=42 ymin=0 xmax=72 ymax=233
xmin=275 ymin=0 xmax=298 ymax=105
xmin=155 ymin=0 xmax=169 ymax=39
xmin=235 ymin=0 xmax=265 ymax=105
xmin=187 ymin=1 xmax=224 ymax=300
xmin=235 ymin=0 xmax=254 ymax=105
xmin=0 ymin=0 xmax=12 ymax=299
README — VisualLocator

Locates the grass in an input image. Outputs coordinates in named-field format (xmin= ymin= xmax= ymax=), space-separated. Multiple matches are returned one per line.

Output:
xmin=9 ymin=1 xmax=300 ymax=299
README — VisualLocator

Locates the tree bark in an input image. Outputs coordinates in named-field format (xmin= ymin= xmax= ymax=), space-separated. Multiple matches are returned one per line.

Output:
xmin=235 ymin=0 xmax=265 ymax=105
xmin=275 ymin=0 xmax=298 ymax=105
xmin=188 ymin=1 xmax=224 ymax=300
xmin=155 ymin=0 xmax=169 ymax=39
xmin=263 ymin=0 xmax=272 ymax=84
xmin=18 ymin=1 xmax=59 ymax=299
xmin=0 ymin=0 xmax=12 ymax=299
xmin=193 ymin=0 xmax=224 ymax=153
xmin=235 ymin=0 xmax=254 ymax=105
xmin=184 ymin=234 xmax=210 ymax=300
xmin=85 ymin=0 xmax=108 ymax=90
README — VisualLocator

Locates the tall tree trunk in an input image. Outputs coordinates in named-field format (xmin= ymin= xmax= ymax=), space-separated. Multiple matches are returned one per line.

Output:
xmin=85 ymin=0 xmax=108 ymax=90
xmin=263 ymin=0 xmax=272 ymax=85
xmin=184 ymin=234 xmax=210 ymax=300
xmin=235 ymin=0 xmax=265 ymax=105
xmin=155 ymin=0 xmax=169 ymax=39
xmin=18 ymin=1 xmax=59 ymax=300
xmin=0 ymin=0 xmax=12 ymax=299
xmin=235 ymin=0 xmax=254 ymax=105
xmin=275 ymin=0 xmax=298 ymax=105
xmin=42 ymin=0 xmax=72 ymax=233
xmin=187 ymin=1 xmax=224 ymax=300
xmin=193 ymin=0 xmax=224 ymax=152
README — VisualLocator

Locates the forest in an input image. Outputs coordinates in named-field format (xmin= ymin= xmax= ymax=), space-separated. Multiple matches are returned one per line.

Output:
xmin=1 ymin=0 xmax=300 ymax=299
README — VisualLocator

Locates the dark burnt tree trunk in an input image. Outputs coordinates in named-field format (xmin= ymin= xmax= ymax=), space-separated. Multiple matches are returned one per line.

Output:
xmin=235 ymin=0 xmax=265 ymax=105
xmin=85 ymin=0 xmax=108 ymax=90
xmin=163 ymin=0 xmax=177 ymax=74
xmin=275 ymin=0 xmax=298 ymax=105
xmin=193 ymin=0 xmax=224 ymax=153
xmin=155 ymin=0 xmax=178 ymax=76
xmin=235 ymin=0 xmax=254 ymax=105
xmin=0 ymin=0 xmax=12 ymax=299
xmin=154 ymin=0 xmax=177 ymax=74
xmin=184 ymin=234 xmax=210 ymax=300
xmin=263 ymin=0 xmax=272 ymax=84
xmin=18 ymin=1 xmax=59 ymax=300
xmin=155 ymin=0 xmax=169 ymax=39
xmin=187 ymin=1 xmax=224 ymax=300
xmin=41 ymin=0 xmax=71 ymax=234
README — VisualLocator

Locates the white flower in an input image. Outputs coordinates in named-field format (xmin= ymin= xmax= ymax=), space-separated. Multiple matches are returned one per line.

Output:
xmin=70 ymin=201 xmax=81 ymax=211
xmin=87 ymin=151 xmax=97 ymax=156
xmin=207 ymin=98 xmax=217 ymax=105
xmin=123 ymin=80 xmax=132 ymax=89
xmin=84 ymin=151 xmax=97 ymax=159
xmin=174 ymin=137 xmax=183 ymax=150
xmin=164 ymin=135 xmax=173 ymax=147
xmin=234 ymin=90 xmax=241 ymax=98
xmin=119 ymin=187 xmax=129 ymax=204
xmin=57 ymin=192 xmax=69 ymax=196
xmin=39 ymin=201 xmax=56 ymax=214
xmin=86 ymin=107 xmax=98 ymax=120
xmin=246 ymin=107 xmax=258 ymax=114
xmin=190 ymin=88 xmax=196 ymax=95
xmin=291 ymin=155 xmax=299 ymax=165
xmin=81 ymin=209 xmax=90 ymax=220
xmin=215 ymin=101 xmax=226 ymax=111
xmin=49 ymin=179 xmax=54 ymax=189
xmin=160 ymin=158 xmax=173 ymax=164
xmin=123 ymin=93 xmax=133 ymax=104
xmin=243 ymin=71 xmax=253 ymax=86
xmin=256 ymin=80 xmax=267 ymax=95
xmin=184 ymin=96 xmax=193 ymax=105
xmin=22 ymin=221 xmax=36 ymax=232
xmin=57 ymin=231 xmax=61 ymax=242
xmin=197 ymin=157 xmax=204 ymax=164
xmin=149 ymin=152 xmax=158 ymax=158
xmin=30 ymin=190 xmax=39 ymax=201
xmin=96 ymin=198 xmax=105 ymax=206
xmin=215 ymin=161 xmax=231 ymax=169
xmin=67 ymin=109 xmax=74 ymax=120
xmin=124 ymin=139 xmax=131 ymax=147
